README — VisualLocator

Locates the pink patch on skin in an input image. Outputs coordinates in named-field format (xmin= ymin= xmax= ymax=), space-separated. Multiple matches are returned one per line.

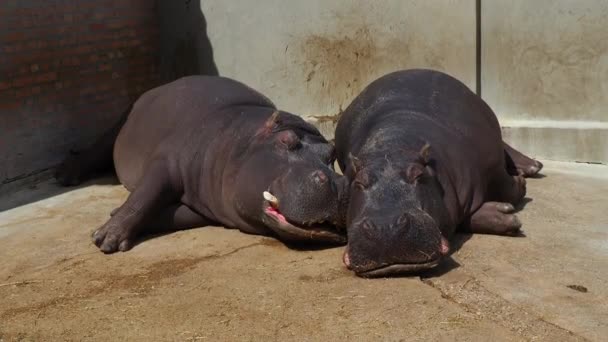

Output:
xmin=265 ymin=206 xmax=288 ymax=224
xmin=440 ymin=236 xmax=450 ymax=255
xmin=343 ymin=248 xmax=351 ymax=268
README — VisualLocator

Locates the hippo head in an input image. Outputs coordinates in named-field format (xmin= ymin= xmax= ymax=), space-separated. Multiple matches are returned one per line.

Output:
xmin=343 ymin=144 xmax=451 ymax=277
xmin=236 ymin=111 xmax=349 ymax=244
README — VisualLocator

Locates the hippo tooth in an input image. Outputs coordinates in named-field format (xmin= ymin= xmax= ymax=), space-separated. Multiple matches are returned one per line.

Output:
xmin=263 ymin=191 xmax=279 ymax=206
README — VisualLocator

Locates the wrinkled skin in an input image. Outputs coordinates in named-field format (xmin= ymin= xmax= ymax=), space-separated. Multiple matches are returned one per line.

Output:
xmin=335 ymin=69 xmax=543 ymax=277
xmin=55 ymin=76 xmax=349 ymax=253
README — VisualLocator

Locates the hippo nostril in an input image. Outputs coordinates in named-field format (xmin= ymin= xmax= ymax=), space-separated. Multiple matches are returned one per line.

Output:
xmin=311 ymin=170 xmax=327 ymax=184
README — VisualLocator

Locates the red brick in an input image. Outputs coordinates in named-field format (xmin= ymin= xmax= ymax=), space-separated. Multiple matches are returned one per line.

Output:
xmin=35 ymin=72 xmax=57 ymax=83
xmin=13 ymin=75 xmax=35 ymax=87
xmin=2 ymin=31 xmax=26 ymax=42
xmin=0 ymin=100 xmax=20 ymax=111
xmin=2 ymin=0 xmax=161 ymax=182
xmin=15 ymin=88 xmax=32 ymax=98
xmin=90 ymin=23 xmax=106 ymax=31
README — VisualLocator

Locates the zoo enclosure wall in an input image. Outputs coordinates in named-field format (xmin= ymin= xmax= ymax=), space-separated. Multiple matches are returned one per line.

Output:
xmin=1 ymin=0 xmax=606 ymax=197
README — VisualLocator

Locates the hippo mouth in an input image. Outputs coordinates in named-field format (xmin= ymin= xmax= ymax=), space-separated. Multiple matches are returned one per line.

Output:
xmin=343 ymin=237 xmax=449 ymax=278
xmin=262 ymin=193 xmax=345 ymax=244
xmin=353 ymin=260 xmax=442 ymax=278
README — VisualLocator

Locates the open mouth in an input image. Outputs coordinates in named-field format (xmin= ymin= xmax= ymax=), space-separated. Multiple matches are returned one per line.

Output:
xmin=262 ymin=192 xmax=345 ymax=244
xmin=355 ymin=259 xmax=442 ymax=278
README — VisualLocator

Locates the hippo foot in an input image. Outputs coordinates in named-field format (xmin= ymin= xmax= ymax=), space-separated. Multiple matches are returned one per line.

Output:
xmin=55 ymin=151 xmax=86 ymax=186
xmin=511 ymin=175 xmax=527 ymax=203
xmin=516 ymin=159 xmax=543 ymax=177
xmin=92 ymin=221 xmax=137 ymax=254
xmin=467 ymin=202 xmax=522 ymax=236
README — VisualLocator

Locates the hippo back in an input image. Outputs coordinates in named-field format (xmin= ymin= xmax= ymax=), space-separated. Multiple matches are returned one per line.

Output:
xmin=336 ymin=69 xmax=503 ymax=171
xmin=335 ymin=68 xmax=507 ymax=228
xmin=114 ymin=76 xmax=275 ymax=190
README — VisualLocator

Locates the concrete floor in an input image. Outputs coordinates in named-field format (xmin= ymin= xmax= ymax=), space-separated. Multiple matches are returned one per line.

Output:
xmin=0 ymin=160 xmax=606 ymax=341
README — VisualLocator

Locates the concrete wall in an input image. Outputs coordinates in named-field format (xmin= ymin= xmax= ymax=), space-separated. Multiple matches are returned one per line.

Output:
xmin=482 ymin=0 xmax=608 ymax=163
xmin=200 ymin=0 xmax=607 ymax=163
xmin=0 ymin=0 xmax=161 ymax=194
xmin=2 ymin=0 xmax=605 ymax=195
xmin=200 ymin=0 xmax=476 ymax=126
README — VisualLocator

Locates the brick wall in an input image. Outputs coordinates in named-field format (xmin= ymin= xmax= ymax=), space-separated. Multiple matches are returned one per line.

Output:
xmin=0 ymin=0 xmax=160 ymax=191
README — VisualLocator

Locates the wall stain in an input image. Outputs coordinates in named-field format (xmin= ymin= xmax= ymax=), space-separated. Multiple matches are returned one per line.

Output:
xmin=287 ymin=6 xmax=456 ymax=114
xmin=489 ymin=5 xmax=608 ymax=121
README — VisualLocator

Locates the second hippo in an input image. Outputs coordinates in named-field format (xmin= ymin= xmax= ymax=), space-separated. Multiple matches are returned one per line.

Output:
xmin=335 ymin=69 xmax=543 ymax=277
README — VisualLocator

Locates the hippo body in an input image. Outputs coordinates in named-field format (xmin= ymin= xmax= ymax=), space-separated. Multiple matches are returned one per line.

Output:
xmin=335 ymin=69 xmax=542 ymax=277
xmin=56 ymin=76 xmax=348 ymax=253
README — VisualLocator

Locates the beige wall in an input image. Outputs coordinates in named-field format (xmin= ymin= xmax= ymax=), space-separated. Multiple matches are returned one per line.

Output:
xmin=482 ymin=0 xmax=608 ymax=163
xmin=197 ymin=0 xmax=607 ymax=163
xmin=200 ymin=0 xmax=476 ymax=117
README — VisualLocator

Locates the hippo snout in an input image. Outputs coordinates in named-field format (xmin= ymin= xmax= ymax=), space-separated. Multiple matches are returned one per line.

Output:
xmin=343 ymin=238 xmax=449 ymax=277
xmin=344 ymin=212 xmax=450 ymax=277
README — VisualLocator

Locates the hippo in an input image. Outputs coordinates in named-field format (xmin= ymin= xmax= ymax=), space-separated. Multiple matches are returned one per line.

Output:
xmin=334 ymin=69 xmax=543 ymax=277
xmin=55 ymin=75 xmax=349 ymax=253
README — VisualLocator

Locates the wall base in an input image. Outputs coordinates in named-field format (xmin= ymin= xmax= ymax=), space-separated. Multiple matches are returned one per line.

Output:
xmin=306 ymin=117 xmax=608 ymax=165
xmin=501 ymin=125 xmax=607 ymax=164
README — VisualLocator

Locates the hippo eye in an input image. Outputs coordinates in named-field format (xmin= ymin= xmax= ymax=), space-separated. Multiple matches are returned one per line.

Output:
xmin=353 ymin=171 xmax=370 ymax=190
xmin=404 ymin=163 xmax=425 ymax=184
xmin=353 ymin=180 xmax=366 ymax=190
xmin=361 ymin=220 xmax=377 ymax=240
xmin=277 ymin=130 xmax=301 ymax=150
xmin=396 ymin=214 xmax=408 ymax=227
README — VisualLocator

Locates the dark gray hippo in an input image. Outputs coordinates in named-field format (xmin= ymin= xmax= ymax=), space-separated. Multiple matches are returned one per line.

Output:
xmin=56 ymin=75 xmax=349 ymax=253
xmin=334 ymin=69 xmax=543 ymax=277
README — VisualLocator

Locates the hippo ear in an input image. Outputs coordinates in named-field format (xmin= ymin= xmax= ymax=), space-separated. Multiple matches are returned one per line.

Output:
xmin=255 ymin=110 xmax=281 ymax=137
xmin=256 ymin=110 xmax=281 ymax=136
xmin=349 ymin=153 xmax=363 ymax=174
xmin=419 ymin=143 xmax=431 ymax=165
xmin=266 ymin=110 xmax=281 ymax=129
xmin=405 ymin=163 xmax=425 ymax=183
xmin=276 ymin=130 xmax=301 ymax=150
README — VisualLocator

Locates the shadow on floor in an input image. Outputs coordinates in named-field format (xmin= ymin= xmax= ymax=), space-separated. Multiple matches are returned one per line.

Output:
xmin=2 ymin=2 xmax=219 ymax=213
xmin=0 ymin=173 xmax=119 ymax=213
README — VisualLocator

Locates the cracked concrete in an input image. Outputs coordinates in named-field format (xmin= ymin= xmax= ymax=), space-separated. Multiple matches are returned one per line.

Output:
xmin=0 ymin=160 xmax=606 ymax=341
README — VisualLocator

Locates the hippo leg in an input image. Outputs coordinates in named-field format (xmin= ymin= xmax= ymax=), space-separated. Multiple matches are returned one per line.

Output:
xmin=489 ymin=169 xmax=527 ymax=206
xmin=92 ymin=161 xmax=179 ymax=253
xmin=111 ymin=204 xmax=211 ymax=231
xmin=503 ymin=142 xmax=543 ymax=177
xmin=464 ymin=202 xmax=522 ymax=236
xmin=144 ymin=204 xmax=213 ymax=233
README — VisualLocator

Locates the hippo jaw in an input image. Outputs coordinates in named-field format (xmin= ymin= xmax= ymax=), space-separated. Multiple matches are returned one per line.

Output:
xmin=352 ymin=260 xmax=442 ymax=278
xmin=258 ymin=170 xmax=349 ymax=244
xmin=262 ymin=200 xmax=346 ymax=244
xmin=343 ymin=235 xmax=449 ymax=278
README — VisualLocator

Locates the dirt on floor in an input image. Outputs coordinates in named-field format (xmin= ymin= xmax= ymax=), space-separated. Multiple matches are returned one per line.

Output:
xmin=0 ymin=160 xmax=606 ymax=341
